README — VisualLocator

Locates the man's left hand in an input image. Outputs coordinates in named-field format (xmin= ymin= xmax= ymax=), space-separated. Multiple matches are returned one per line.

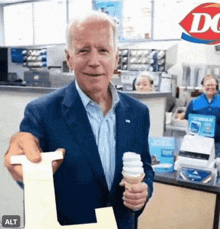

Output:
xmin=121 ymin=181 xmax=149 ymax=211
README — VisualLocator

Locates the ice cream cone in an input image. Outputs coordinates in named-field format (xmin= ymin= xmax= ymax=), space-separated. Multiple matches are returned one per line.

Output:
xmin=122 ymin=172 xmax=145 ymax=188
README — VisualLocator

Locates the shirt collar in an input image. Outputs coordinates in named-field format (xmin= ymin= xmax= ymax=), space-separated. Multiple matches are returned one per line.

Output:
xmin=203 ymin=92 xmax=217 ymax=102
xmin=75 ymin=80 xmax=120 ymax=111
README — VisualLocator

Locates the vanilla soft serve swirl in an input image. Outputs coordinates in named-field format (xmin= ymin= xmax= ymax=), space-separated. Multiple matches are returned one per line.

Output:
xmin=122 ymin=152 xmax=144 ymax=177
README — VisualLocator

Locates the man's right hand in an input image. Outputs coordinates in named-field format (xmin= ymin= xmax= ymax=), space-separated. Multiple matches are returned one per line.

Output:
xmin=4 ymin=132 xmax=65 ymax=182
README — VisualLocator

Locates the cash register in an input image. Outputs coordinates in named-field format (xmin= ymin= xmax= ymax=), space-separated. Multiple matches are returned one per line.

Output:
xmin=175 ymin=114 xmax=217 ymax=185
xmin=177 ymin=135 xmax=215 ymax=168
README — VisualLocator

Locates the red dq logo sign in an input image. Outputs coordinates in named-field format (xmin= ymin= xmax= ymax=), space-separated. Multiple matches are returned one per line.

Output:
xmin=179 ymin=3 xmax=220 ymax=45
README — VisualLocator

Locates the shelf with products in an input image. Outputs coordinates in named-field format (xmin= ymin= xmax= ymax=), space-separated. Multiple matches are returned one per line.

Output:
xmin=22 ymin=48 xmax=47 ymax=68
xmin=117 ymin=48 xmax=166 ymax=72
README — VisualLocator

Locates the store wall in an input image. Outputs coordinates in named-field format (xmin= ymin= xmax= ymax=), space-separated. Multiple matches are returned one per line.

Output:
xmin=179 ymin=42 xmax=220 ymax=86
xmin=177 ymin=41 xmax=220 ymax=65
xmin=163 ymin=41 xmax=220 ymax=86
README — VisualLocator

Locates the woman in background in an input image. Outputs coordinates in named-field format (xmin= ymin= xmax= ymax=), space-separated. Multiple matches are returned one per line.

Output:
xmin=133 ymin=72 xmax=154 ymax=93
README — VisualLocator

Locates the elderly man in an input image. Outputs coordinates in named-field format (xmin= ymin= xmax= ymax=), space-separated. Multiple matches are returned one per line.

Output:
xmin=4 ymin=11 xmax=154 ymax=229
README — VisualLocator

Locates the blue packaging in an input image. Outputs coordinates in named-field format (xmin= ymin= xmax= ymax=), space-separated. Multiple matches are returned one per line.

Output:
xmin=177 ymin=167 xmax=216 ymax=185
xmin=188 ymin=114 xmax=216 ymax=137
xmin=149 ymin=137 xmax=175 ymax=173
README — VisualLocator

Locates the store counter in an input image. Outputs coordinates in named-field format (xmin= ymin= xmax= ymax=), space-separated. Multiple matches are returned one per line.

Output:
xmin=0 ymin=85 xmax=172 ymax=139
xmin=138 ymin=171 xmax=220 ymax=229
xmin=166 ymin=124 xmax=187 ymax=133
xmin=124 ymin=91 xmax=172 ymax=137
xmin=165 ymin=123 xmax=188 ymax=152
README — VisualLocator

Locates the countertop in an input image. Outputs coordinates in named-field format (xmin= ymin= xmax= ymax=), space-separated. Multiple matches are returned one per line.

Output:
xmin=155 ymin=171 xmax=220 ymax=194
xmin=0 ymin=84 xmax=172 ymax=98
xmin=0 ymin=85 xmax=58 ymax=93
xmin=166 ymin=124 xmax=187 ymax=132
xmin=123 ymin=91 xmax=172 ymax=99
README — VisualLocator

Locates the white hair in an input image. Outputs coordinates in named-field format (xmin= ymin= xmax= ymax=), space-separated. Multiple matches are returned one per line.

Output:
xmin=66 ymin=11 xmax=118 ymax=51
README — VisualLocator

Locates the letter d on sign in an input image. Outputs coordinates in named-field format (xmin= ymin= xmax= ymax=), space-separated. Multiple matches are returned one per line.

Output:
xmin=190 ymin=13 xmax=212 ymax=33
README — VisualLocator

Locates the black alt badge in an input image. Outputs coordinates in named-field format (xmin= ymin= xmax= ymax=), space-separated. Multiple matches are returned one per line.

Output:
xmin=2 ymin=215 xmax=20 ymax=228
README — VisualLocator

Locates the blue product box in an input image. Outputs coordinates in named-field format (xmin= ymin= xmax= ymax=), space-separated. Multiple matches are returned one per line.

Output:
xmin=149 ymin=137 xmax=175 ymax=173
xmin=188 ymin=114 xmax=216 ymax=138
xmin=177 ymin=166 xmax=217 ymax=186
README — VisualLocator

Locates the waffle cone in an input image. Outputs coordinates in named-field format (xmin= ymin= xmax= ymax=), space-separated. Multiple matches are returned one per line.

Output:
xmin=122 ymin=172 xmax=145 ymax=188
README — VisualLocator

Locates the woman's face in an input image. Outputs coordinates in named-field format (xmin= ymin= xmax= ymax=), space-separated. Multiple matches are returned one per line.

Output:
xmin=203 ymin=78 xmax=217 ymax=99
xmin=135 ymin=76 xmax=152 ymax=93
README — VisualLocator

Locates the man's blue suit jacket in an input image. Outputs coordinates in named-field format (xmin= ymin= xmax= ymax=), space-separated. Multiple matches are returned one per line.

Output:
xmin=20 ymin=80 xmax=154 ymax=229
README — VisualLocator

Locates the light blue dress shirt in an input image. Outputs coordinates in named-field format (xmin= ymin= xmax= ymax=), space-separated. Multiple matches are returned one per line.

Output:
xmin=75 ymin=80 xmax=120 ymax=190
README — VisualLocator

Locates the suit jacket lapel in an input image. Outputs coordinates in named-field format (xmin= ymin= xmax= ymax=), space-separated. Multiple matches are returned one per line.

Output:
xmin=61 ymin=81 xmax=109 ymax=194
xmin=110 ymin=94 xmax=136 ymax=193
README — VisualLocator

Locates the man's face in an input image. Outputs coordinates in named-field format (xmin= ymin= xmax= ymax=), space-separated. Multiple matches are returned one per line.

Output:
xmin=66 ymin=20 xmax=118 ymax=96
xmin=203 ymin=78 xmax=217 ymax=98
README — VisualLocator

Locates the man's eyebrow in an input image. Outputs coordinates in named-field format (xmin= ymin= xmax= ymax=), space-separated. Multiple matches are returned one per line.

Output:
xmin=78 ymin=44 xmax=90 ymax=48
xmin=75 ymin=45 xmax=90 ymax=50
xmin=95 ymin=44 xmax=112 ymax=49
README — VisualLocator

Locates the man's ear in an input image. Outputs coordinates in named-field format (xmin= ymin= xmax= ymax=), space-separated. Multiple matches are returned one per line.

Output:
xmin=65 ymin=50 xmax=74 ymax=71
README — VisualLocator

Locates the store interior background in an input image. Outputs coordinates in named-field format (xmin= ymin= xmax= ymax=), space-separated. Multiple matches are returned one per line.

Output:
xmin=1 ymin=0 xmax=220 ymax=228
